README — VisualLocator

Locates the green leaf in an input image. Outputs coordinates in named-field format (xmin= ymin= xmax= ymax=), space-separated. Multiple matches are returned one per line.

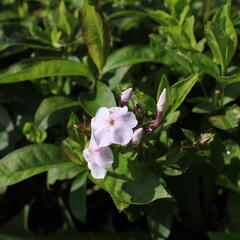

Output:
xmin=0 ymin=59 xmax=94 ymax=84
xmin=181 ymin=128 xmax=195 ymax=142
xmin=108 ymin=10 xmax=147 ymax=21
xmin=178 ymin=49 xmax=220 ymax=78
xmin=71 ymin=172 xmax=88 ymax=192
xmin=23 ymin=122 xmax=47 ymax=144
xmin=61 ymin=137 xmax=86 ymax=164
xmin=164 ymin=111 xmax=180 ymax=126
xmin=67 ymin=112 xmax=86 ymax=145
xmin=69 ymin=185 xmax=87 ymax=222
xmin=164 ymin=0 xmax=191 ymax=18
xmin=47 ymin=163 xmax=83 ymax=185
xmin=218 ymin=74 xmax=240 ymax=86
xmin=103 ymin=45 xmax=159 ymax=74
xmin=34 ymin=97 xmax=81 ymax=131
xmin=0 ymin=144 xmax=71 ymax=187
xmin=0 ymin=10 xmax=18 ymax=21
xmin=205 ymin=3 xmax=237 ymax=73
xmin=208 ymin=232 xmax=240 ymax=240
xmin=109 ymin=66 xmax=130 ymax=90
xmin=148 ymin=200 xmax=175 ymax=240
xmin=183 ymin=16 xmax=197 ymax=49
xmin=0 ymin=131 xmax=9 ymax=151
xmin=132 ymin=91 xmax=156 ymax=115
xmin=82 ymin=2 xmax=109 ymax=71
xmin=169 ymin=73 xmax=199 ymax=113
xmin=209 ymin=105 xmax=240 ymax=131
xmin=29 ymin=23 xmax=51 ymax=45
xmin=227 ymin=192 xmax=240 ymax=232
xmin=91 ymin=152 xmax=171 ymax=204
xmin=55 ymin=1 xmax=73 ymax=38
xmin=149 ymin=10 xmax=178 ymax=26
xmin=222 ymin=139 xmax=240 ymax=165
xmin=223 ymin=83 xmax=240 ymax=105
xmin=80 ymin=81 xmax=116 ymax=116
xmin=0 ymin=105 xmax=13 ymax=131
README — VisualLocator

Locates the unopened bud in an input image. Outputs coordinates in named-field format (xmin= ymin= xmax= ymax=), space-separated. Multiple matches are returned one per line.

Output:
xmin=147 ymin=128 xmax=153 ymax=133
xmin=132 ymin=128 xmax=143 ymax=145
xmin=157 ymin=88 xmax=167 ymax=112
xmin=121 ymin=88 xmax=133 ymax=103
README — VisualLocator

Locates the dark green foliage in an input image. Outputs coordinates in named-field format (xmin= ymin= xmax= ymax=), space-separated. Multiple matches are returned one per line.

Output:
xmin=0 ymin=0 xmax=239 ymax=239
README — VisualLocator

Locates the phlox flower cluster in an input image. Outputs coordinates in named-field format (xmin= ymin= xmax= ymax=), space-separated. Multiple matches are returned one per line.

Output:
xmin=82 ymin=88 xmax=167 ymax=179
xmin=83 ymin=105 xmax=140 ymax=179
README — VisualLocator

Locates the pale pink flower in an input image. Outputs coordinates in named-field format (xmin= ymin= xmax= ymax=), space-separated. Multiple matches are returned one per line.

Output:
xmin=132 ymin=128 xmax=143 ymax=145
xmin=120 ymin=88 xmax=133 ymax=103
xmin=91 ymin=106 xmax=138 ymax=148
xmin=157 ymin=88 xmax=167 ymax=112
xmin=83 ymin=137 xmax=113 ymax=179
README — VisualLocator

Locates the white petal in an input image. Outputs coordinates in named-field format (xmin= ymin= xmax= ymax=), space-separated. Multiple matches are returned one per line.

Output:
xmin=91 ymin=107 xmax=110 ymax=129
xmin=111 ymin=126 xmax=133 ymax=145
xmin=83 ymin=148 xmax=90 ymax=162
xmin=88 ymin=162 xmax=107 ymax=179
xmin=132 ymin=128 xmax=143 ymax=145
xmin=121 ymin=88 xmax=133 ymax=102
xmin=157 ymin=88 xmax=167 ymax=112
xmin=118 ymin=112 xmax=138 ymax=128
xmin=109 ymin=106 xmax=128 ymax=117
xmin=92 ymin=126 xmax=112 ymax=148
xmin=95 ymin=146 xmax=114 ymax=168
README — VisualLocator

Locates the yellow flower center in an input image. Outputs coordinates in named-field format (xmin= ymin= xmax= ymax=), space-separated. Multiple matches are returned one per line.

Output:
xmin=88 ymin=149 xmax=94 ymax=157
xmin=108 ymin=119 xmax=115 ymax=126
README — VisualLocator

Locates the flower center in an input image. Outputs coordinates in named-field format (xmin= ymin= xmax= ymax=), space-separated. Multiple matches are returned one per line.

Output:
xmin=88 ymin=149 xmax=94 ymax=157
xmin=108 ymin=119 xmax=115 ymax=126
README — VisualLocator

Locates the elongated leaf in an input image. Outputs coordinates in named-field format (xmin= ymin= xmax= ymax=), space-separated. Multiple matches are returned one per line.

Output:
xmin=103 ymin=45 xmax=159 ymax=73
xmin=35 ymin=96 xmax=81 ymax=130
xmin=80 ymin=81 xmax=116 ymax=116
xmin=108 ymin=10 xmax=147 ymax=21
xmin=176 ymin=49 xmax=220 ymax=78
xmin=0 ymin=59 xmax=94 ymax=84
xmin=164 ymin=0 xmax=191 ymax=18
xmin=0 ymin=144 xmax=71 ymax=186
xmin=69 ymin=184 xmax=87 ymax=222
xmin=92 ymin=152 xmax=171 ymax=204
xmin=169 ymin=73 xmax=199 ymax=113
xmin=209 ymin=105 xmax=240 ymax=131
xmin=149 ymin=10 xmax=178 ymax=25
xmin=82 ymin=2 xmax=109 ymax=71
xmin=205 ymin=3 xmax=237 ymax=73
xmin=47 ymin=163 xmax=83 ymax=185
xmin=208 ymin=232 xmax=240 ymax=240
xmin=148 ymin=200 xmax=175 ymax=240
xmin=218 ymin=74 xmax=240 ymax=86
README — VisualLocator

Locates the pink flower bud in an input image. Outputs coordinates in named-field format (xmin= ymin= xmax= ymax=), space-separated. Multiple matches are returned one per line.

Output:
xmin=147 ymin=128 xmax=153 ymax=133
xmin=157 ymin=88 xmax=167 ymax=112
xmin=121 ymin=88 xmax=133 ymax=103
xmin=132 ymin=128 xmax=143 ymax=145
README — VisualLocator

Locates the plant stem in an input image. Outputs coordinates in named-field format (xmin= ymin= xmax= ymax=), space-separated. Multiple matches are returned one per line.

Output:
xmin=203 ymin=0 xmax=211 ymax=21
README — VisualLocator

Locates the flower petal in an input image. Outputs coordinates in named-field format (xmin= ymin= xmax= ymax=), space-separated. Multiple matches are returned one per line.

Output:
xmin=132 ymin=128 xmax=143 ymax=145
xmin=88 ymin=162 xmax=107 ymax=179
xmin=111 ymin=126 xmax=133 ymax=145
xmin=92 ymin=126 xmax=112 ymax=148
xmin=95 ymin=147 xmax=113 ymax=168
xmin=83 ymin=148 xmax=90 ymax=162
xmin=118 ymin=112 xmax=138 ymax=128
xmin=109 ymin=106 xmax=128 ymax=118
xmin=91 ymin=107 xmax=110 ymax=129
